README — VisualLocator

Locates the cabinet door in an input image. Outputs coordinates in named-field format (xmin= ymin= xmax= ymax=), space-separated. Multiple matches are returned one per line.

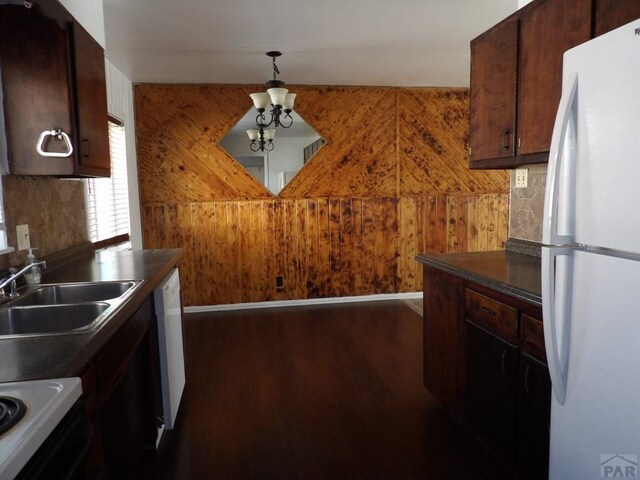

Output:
xmin=464 ymin=320 xmax=518 ymax=462
xmin=517 ymin=0 xmax=592 ymax=156
xmin=517 ymin=353 xmax=551 ymax=480
xmin=71 ymin=22 xmax=110 ymax=177
xmin=469 ymin=17 xmax=518 ymax=165
xmin=101 ymin=335 xmax=154 ymax=479
xmin=423 ymin=266 xmax=465 ymax=419
xmin=595 ymin=0 xmax=640 ymax=36
xmin=0 ymin=6 xmax=75 ymax=175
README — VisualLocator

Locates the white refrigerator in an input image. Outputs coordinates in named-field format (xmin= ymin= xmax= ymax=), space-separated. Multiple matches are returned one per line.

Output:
xmin=542 ymin=19 xmax=640 ymax=480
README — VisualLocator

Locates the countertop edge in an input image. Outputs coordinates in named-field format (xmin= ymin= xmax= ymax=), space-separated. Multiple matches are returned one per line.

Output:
xmin=416 ymin=253 xmax=542 ymax=307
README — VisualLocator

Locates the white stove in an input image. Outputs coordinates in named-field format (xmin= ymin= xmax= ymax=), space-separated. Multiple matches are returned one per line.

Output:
xmin=0 ymin=377 xmax=82 ymax=479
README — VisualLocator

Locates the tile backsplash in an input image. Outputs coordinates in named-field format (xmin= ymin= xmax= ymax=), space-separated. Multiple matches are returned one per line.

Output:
xmin=509 ymin=163 xmax=547 ymax=242
xmin=1 ymin=175 xmax=88 ymax=269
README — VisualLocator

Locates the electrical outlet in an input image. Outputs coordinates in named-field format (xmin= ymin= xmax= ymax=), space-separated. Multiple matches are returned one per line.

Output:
xmin=16 ymin=224 xmax=30 ymax=250
xmin=515 ymin=168 xmax=528 ymax=189
xmin=276 ymin=275 xmax=284 ymax=290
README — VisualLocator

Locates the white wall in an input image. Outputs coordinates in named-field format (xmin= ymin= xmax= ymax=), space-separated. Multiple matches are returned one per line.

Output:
xmin=517 ymin=0 xmax=533 ymax=7
xmin=105 ymin=60 xmax=143 ymax=250
xmin=58 ymin=0 xmax=105 ymax=47
xmin=221 ymin=134 xmax=321 ymax=195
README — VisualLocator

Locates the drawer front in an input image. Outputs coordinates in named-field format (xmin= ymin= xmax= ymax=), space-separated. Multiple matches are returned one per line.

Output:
xmin=521 ymin=314 xmax=546 ymax=363
xmin=465 ymin=289 xmax=518 ymax=340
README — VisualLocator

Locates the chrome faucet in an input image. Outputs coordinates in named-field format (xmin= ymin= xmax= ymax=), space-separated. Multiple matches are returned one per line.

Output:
xmin=0 ymin=261 xmax=47 ymax=301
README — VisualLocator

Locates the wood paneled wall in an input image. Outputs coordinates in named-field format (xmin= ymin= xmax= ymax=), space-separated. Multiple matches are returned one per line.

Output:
xmin=135 ymin=85 xmax=509 ymax=306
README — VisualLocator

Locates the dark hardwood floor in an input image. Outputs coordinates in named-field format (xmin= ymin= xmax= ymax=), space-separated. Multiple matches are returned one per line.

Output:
xmin=156 ymin=301 xmax=506 ymax=479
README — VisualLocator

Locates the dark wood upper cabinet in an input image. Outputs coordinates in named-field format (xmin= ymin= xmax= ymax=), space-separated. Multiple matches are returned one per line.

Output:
xmin=517 ymin=0 xmax=592 ymax=156
xmin=0 ymin=2 xmax=109 ymax=177
xmin=594 ymin=0 xmax=640 ymax=36
xmin=469 ymin=18 xmax=518 ymax=164
xmin=71 ymin=22 xmax=110 ymax=176
xmin=470 ymin=0 xmax=636 ymax=169
xmin=0 ymin=5 xmax=75 ymax=175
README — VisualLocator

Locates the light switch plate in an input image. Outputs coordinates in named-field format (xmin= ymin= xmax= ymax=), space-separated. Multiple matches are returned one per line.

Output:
xmin=16 ymin=224 xmax=30 ymax=251
xmin=515 ymin=168 xmax=528 ymax=189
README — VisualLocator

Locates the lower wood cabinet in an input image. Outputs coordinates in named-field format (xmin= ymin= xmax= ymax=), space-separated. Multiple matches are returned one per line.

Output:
xmin=100 ymin=330 xmax=157 ymax=479
xmin=82 ymin=297 xmax=161 ymax=479
xmin=517 ymin=353 xmax=552 ymax=480
xmin=464 ymin=320 xmax=519 ymax=462
xmin=422 ymin=266 xmax=465 ymax=419
xmin=422 ymin=266 xmax=551 ymax=478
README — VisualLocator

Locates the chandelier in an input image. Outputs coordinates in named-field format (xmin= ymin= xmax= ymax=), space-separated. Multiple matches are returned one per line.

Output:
xmin=247 ymin=126 xmax=276 ymax=152
xmin=246 ymin=51 xmax=296 ymax=151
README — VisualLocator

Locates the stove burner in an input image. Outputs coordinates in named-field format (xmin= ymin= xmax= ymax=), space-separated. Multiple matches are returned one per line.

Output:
xmin=0 ymin=396 xmax=26 ymax=435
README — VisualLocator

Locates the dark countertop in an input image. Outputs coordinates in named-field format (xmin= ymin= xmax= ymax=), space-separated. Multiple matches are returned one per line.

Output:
xmin=0 ymin=249 xmax=182 ymax=383
xmin=416 ymin=250 xmax=541 ymax=307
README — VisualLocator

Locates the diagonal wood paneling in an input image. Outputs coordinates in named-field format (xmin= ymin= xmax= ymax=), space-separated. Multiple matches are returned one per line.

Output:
xmin=282 ymin=87 xmax=399 ymax=197
xmin=135 ymin=85 xmax=510 ymax=305
xmin=135 ymin=84 xmax=272 ymax=202
xmin=398 ymin=88 xmax=509 ymax=195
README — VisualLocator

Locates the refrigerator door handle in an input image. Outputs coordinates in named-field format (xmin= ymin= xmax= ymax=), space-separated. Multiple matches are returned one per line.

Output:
xmin=542 ymin=247 xmax=572 ymax=405
xmin=543 ymin=71 xmax=578 ymax=246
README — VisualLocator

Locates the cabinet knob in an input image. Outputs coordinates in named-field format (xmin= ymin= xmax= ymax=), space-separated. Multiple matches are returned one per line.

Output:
xmin=36 ymin=128 xmax=74 ymax=158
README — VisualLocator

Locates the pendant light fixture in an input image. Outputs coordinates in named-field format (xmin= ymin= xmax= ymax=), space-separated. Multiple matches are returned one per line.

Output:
xmin=246 ymin=51 xmax=296 ymax=151
xmin=246 ymin=126 xmax=276 ymax=152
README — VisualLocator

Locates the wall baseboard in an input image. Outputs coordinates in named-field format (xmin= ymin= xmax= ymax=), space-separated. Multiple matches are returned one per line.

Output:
xmin=184 ymin=291 xmax=424 ymax=313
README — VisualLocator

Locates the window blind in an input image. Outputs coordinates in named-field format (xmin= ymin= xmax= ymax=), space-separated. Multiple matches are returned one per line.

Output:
xmin=86 ymin=120 xmax=130 ymax=242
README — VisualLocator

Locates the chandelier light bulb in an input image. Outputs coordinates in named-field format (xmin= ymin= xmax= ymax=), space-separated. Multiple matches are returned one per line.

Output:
xmin=267 ymin=88 xmax=288 ymax=107
xmin=283 ymin=93 xmax=296 ymax=112
xmin=249 ymin=93 xmax=269 ymax=110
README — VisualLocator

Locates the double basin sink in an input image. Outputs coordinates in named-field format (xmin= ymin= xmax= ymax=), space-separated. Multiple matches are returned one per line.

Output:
xmin=0 ymin=281 xmax=142 ymax=338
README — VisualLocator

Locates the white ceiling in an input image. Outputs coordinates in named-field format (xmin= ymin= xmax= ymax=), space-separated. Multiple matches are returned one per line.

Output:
xmin=103 ymin=0 xmax=517 ymax=87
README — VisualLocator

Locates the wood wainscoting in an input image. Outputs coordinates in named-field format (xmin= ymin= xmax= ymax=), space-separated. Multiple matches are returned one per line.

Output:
xmin=143 ymin=195 xmax=507 ymax=306
xmin=135 ymin=85 xmax=509 ymax=306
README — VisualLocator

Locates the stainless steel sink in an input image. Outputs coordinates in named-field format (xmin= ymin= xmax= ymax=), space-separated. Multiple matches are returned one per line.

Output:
xmin=12 ymin=281 xmax=138 ymax=306
xmin=0 ymin=280 xmax=143 ymax=339
xmin=0 ymin=303 xmax=109 ymax=336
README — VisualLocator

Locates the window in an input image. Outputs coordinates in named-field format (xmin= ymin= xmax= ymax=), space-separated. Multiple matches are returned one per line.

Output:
xmin=86 ymin=118 xmax=130 ymax=243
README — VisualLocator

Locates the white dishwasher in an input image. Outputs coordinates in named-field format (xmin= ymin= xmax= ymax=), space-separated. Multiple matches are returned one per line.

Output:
xmin=154 ymin=268 xmax=186 ymax=434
